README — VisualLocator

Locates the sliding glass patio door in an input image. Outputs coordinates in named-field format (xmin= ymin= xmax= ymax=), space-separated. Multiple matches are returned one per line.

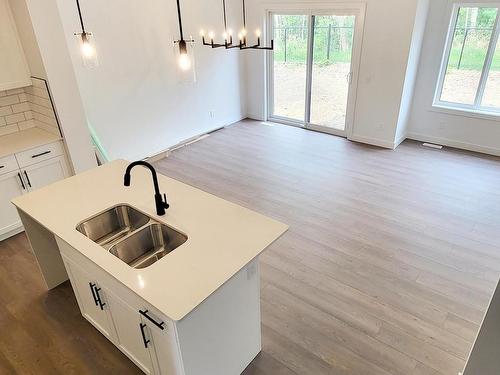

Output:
xmin=268 ymin=8 xmax=363 ymax=137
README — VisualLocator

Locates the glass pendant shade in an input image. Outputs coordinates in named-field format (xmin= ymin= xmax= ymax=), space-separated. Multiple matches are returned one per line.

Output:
xmin=76 ymin=32 xmax=99 ymax=68
xmin=174 ymin=39 xmax=196 ymax=83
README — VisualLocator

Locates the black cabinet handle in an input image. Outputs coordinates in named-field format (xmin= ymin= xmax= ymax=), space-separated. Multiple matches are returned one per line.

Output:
xmin=17 ymin=173 xmax=26 ymax=190
xmin=89 ymin=282 xmax=99 ymax=306
xmin=94 ymin=287 xmax=106 ymax=310
xmin=0 ymin=165 xmax=4 ymax=169
xmin=139 ymin=323 xmax=150 ymax=348
xmin=23 ymin=171 xmax=32 ymax=188
xmin=31 ymin=150 xmax=51 ymax=158
xmin=139 ymin=309 xmax=165 ymax=330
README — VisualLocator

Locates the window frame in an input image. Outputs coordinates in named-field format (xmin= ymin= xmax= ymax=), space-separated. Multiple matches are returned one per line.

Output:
xmin=433 ymin=2 xmax=500 ymax=116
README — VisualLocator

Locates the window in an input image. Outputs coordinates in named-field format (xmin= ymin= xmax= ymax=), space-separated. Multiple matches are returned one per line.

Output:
xmin=435 ymin=4 xmax=500 ymax=115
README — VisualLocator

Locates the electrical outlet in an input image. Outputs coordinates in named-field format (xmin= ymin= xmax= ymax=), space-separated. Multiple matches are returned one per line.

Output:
xmin=209 ymin=110 xmax=215 ymax=119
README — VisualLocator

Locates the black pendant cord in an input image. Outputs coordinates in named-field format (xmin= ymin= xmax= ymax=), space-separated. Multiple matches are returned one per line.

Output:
xmin=238 ymin=0 xmax=273 ymax=50
xmin=242 ymin=0 xmax=247 ymax=31
xmin=202 ymin=0 xmax=233 ymax=48
xmin=75 ymin=0 xmax=86 ymax=34
xmin=174 ymin=0 xmax=194 ymax=52
xmin=176 ymin=0 xmax=184 ymax=41
xmin=222 ymin=0 xmax=228 ymax=32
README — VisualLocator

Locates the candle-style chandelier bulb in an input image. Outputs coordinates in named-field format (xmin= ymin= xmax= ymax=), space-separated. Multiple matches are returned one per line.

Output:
xmin=200 ymin=0 xmax=273 ymax=50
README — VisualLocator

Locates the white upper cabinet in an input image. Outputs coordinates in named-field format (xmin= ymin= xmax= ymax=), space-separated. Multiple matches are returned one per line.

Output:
xmin=0 ymin=0 xmax=31 ymax=91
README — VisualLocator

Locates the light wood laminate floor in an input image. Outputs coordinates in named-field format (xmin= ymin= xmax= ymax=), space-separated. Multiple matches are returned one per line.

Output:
xmin=2 ymin=120 xmax=500 ymax=374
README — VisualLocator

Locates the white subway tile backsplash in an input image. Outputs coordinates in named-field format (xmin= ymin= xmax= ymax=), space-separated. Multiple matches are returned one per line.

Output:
xmin=30 ymin=102 xmax=55 ymax=118
xmin=36 ymin=121 xmax=60 ymax=135
xmin=0 ymin=124 xmax=19 ymax=136
xmin=0 ymin=80 xmax=60 ymax=137
xmin=5 ymin=112 xmax=26 ymax=125
xmin=33 ymin=111 xmax=57 ymax=126
xmin=0 ymin=95 xmax=20 ymax=107
xmin=25 ymin=85 xmax=50 ymax=99
xmin=17 ymin=119 xmax=36 ymax=130
xmin=0 ymin=106 xmax=13 ymax=117
xmin=18 ymin=93 xmax=28 ymax=102
xmin=31 ymin=79 xmax=46 ymax=89
xmin=11 ymin=102 xmax=30 ymax=114
xmin=25 ymin=93 xmax=51 ymax=109
xmin=6 ymin=88 xmax=25 ymax=95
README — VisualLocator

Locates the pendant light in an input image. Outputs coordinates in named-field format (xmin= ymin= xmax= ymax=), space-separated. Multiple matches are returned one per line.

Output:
xmin=200 ymin=0 xmax=273 ymax=51
xmin=200 ymin=0 xmax=234 ymax=48
xmin=238 ymin=0 xmax=273 ymax=50
xmin=173 ymin=0 xmax=195 ymax=72
xmin=73 ymin=0 xmax=98 ymax=67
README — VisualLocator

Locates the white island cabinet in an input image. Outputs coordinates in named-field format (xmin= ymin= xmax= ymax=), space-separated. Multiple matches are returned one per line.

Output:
xmin=12 ymin=160 xmax=288 ymax=375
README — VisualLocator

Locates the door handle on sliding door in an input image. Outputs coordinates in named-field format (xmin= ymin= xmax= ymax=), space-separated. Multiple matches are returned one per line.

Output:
xmin=346 ymin=72 xmax=353 ymax=84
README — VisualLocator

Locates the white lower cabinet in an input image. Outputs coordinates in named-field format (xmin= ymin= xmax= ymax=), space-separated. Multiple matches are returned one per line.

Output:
xmin=57 ymin=237 xmax=260 ymax=375
xmin=106 ymin=293 xmax=156 ymax=374
xmin=22 ymin=156 xmax=69 ymax=191
xmin=63 ymin=258 xmax=116 ymax=341
xmin=0 ymin=170 xmax=25 ymax=235
xmin=60 ymin=250 xmax=184 ymax=375
xmin=0 ymin=140 xmax=70 ymax=240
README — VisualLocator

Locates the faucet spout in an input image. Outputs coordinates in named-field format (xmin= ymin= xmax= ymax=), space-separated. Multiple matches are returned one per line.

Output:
xmin=124 ymin=161 xmax=169 ymax=216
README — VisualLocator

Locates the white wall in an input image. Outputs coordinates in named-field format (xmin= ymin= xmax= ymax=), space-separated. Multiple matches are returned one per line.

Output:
xmin=394 ymin=0 xmax=429 ymax=145
xmin=55 ymin=0 xmax=247 ymax=161
xmin=25 ymin=0 xmax=97 ymax=173
xmin=245 ymin=0 xmax=421 ymax=148
xmin=408 ymin=0 xmax=500 ymax=156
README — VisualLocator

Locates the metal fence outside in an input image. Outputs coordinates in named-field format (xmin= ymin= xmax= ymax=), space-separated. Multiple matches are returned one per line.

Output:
xmin=454 ymin=27 xmax=495 ymax=70
xmin=273 ymin=25 xmax=354 ymax=63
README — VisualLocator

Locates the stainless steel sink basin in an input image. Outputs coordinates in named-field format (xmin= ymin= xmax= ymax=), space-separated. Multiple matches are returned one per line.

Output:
xmin=76 ymin=205 xmax=187 ymax=269
xmin=76 ymin=205 xmax=150 ymax=247
xmin=109 ymin=223 xmax=188 ymax=269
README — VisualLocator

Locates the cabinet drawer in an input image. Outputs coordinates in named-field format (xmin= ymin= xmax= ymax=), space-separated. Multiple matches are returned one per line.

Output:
xmin=15 ymin=141 xmax=64 ymax=168
xmin=0 ymin=154 xmax=18 ymax=175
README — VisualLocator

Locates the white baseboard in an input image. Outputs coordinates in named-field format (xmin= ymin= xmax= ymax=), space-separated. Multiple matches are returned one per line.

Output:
xmin=349 ymin=134 xmax=395 ymax=149
xmin=407 ymin=132 xmax=500 ymax=157
xmin=0 ymin=225 xmax=24 ymax=242
xmin=247 ymin=114 xmax=265 ymax=121
xmin=145 ymin=117 xmax=246 ymax=162
xmin=394 ymin=134 xmax=407 ymax=148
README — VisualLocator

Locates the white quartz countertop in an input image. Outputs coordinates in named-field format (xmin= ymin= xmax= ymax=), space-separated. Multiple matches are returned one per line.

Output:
xmin=0 ymin=128 xmax=61 ymax=158
xmin=12 ymin=160 xmax=288 ymax=321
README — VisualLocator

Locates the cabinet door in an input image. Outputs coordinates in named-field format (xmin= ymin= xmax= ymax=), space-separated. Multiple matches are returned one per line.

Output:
xmin=63 ymin=259 xmax=116 ymax=341
xmin=148 ymin=320 xmax=184 ymax=375
xmin=23 ymin=156 xmax=69 ymax=191
xmin=0 ymin=170 xmax=26 ymax=236
xmin=106 ymin=294 xmax=155 ymax=374
xmin=0 ymin=0 xmax=31 ymax=90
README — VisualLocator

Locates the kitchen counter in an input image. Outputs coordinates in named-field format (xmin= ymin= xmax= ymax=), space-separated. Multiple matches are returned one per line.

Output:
xmin=12 ymin=159 xmax=288 ymax=321
xmin=0 ymin=127 xmax=61 ymax=158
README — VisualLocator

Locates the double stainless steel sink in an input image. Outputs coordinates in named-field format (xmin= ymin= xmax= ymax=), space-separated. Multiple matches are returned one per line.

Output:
xmin=76 ymin=205 xmax=187 ymax=269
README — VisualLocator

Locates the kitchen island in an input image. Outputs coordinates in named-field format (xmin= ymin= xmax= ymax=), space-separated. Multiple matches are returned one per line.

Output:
xmin=12 ymin=159 xmax=288 ymax=375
